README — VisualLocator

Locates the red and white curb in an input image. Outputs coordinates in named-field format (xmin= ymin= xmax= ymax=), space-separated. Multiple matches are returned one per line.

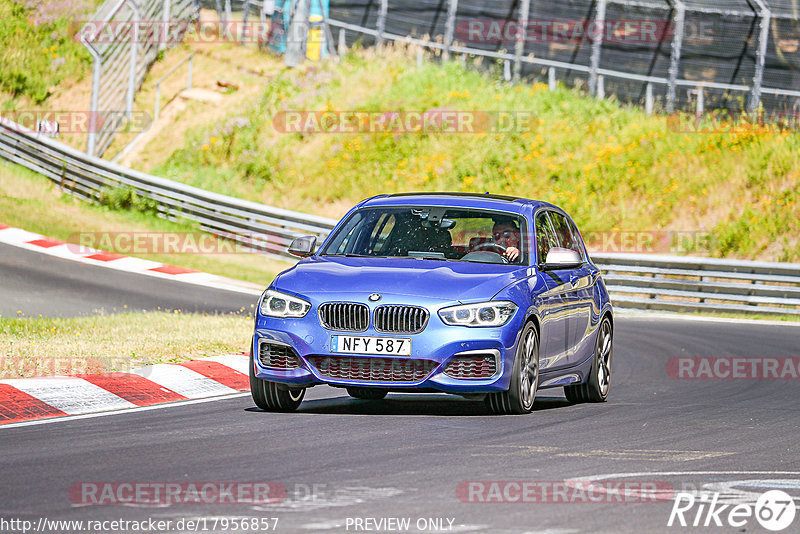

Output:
xmin=0 ymin=354 xmax=251 ymax=426
xmin=0 ymin=223 xmax=262 ymax=296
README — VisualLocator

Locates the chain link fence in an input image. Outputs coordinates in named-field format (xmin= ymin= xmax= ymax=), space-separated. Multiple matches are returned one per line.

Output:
xmin=325 ymin=0 xmax=800 ymax=116
xmin=78 ymin=0 xmax=200 ymax=157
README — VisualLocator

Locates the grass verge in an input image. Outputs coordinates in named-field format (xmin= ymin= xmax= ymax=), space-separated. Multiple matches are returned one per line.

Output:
xmin=0 ymin=159 xmax=291 ymax=286
xmin=0 ymin=312 xmax=252 ymax=379
xmin=151 ymin=44 xmax=800 ymax=262
xmin=0 ymin=0 xmax=97 ymax=105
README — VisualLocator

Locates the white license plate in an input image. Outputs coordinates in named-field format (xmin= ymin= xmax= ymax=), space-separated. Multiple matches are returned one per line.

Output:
xmin=330 ymin=335 xmax=411 ymax=355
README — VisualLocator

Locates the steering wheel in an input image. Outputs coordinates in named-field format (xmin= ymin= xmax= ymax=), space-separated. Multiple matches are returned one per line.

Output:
xmin=473 ymin=242 xmax=509 ymax=263
xmin=474 ymin=242 xmax=507 ymax=254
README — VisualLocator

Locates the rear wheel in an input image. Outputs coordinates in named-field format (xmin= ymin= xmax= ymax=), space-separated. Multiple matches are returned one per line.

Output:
xmin=485 ymin=322 xmax=539 ymax=415
xmin=565 ymin=316 xmax=612 ymax=403
xmin=346 ymin=387 xmax=388 ymax=400
xmin=249 ymin=344 xmax=305 ymax=412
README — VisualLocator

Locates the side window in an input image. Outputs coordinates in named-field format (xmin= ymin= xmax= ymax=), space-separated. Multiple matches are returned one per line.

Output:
xmin=327 ymin=212 xmax=366 ymax=254
xmin=565 ymin=217 xmax=587 ymax=261
xmin=535 ymin=211 xmax=557 ymax=263
xmin=368 ymin=213 xmax=396 ymax=255
xmin=549 ymin=211 xmax=583 ymax=257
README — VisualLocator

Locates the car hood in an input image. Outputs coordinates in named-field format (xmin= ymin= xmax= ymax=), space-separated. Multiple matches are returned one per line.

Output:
xmin=272 ymin=256 xmax=529 ymax=302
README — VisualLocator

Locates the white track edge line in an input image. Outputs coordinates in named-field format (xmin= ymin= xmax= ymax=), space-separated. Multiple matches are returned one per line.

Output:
xmin=0 ymin=392 xmax=251 ymax=430
xmin=616 ymin=310 xmax=800 ymax=328
xmin=0 ymin=231 xmax=262 ymax=296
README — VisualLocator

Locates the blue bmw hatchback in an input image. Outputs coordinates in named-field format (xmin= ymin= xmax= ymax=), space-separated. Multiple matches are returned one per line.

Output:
xmin=250 ymin=193 xmax=613 ymax=414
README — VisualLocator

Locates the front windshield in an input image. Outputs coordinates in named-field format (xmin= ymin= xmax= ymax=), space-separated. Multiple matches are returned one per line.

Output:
xmin=319 ymin=206 xmax=528 ymax=264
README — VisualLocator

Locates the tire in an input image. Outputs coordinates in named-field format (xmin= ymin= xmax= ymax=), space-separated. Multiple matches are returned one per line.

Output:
xmin=485 ymin=322 xmax=539 ymax=415
xmin=346 ymin=387 xmax=388 ymax=400
xmin=249 ymin=344 xmax=305 ymax=412
xmin=565 ymin=316 xmax=612 ymax=403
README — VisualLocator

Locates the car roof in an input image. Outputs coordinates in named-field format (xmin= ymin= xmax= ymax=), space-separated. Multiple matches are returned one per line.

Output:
xmin=359 ymin=192 xmax=556 ymax=214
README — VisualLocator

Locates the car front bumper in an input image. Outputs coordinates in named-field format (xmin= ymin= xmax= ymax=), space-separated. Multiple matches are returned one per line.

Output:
xmin=252 ymin=308 xmax=525 ymax=394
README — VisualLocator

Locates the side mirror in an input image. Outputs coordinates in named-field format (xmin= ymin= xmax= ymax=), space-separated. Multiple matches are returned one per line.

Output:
xmin=288 ymin=236 xmax=317 ymax=257
xmin=541 ymin=247 xmax=583 ymax=270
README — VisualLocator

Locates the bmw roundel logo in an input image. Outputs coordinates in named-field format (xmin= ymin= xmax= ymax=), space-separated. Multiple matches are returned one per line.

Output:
xmin=368 ymin=293 xmax=381 ymax=302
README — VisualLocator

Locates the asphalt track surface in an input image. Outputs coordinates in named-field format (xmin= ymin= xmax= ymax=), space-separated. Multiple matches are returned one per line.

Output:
xmin=0 ymin=243 xmax=257 ymax=317
xmin=2 ymin=245 xmax=800 ymax=533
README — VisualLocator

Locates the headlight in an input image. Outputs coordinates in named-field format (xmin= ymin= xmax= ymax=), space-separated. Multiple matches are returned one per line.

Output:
xmin=438 ymin=301 xmax=517 ymax=327
xmin=260 ymin=289 xmax=311 ymax=318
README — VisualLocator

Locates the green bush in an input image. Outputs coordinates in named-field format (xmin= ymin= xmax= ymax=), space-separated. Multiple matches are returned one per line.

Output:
xmin=0 ymin=1 xmax=95 ymax=103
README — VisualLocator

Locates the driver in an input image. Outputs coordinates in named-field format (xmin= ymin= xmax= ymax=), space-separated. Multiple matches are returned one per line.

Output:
xmin=492 ymin=219 xmax=521 ymax=262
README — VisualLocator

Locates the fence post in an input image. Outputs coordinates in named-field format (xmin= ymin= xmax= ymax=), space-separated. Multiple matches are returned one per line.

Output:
xmin=588 ymin=0 xmax=607 ymax=95
xmin=285 ymin=0 xmax=310 ymax=67
xmin=749 ymin=0 xmax=771 ymax=113
xmin=376 ymin=0 xmax=388 ymax=46
xmin=695 ymin=86 xmax=704 ymax=116
xmin=241 ymin=0 xmax=252 ymax=44
xmin=87 ymin=54 xmax=102 ymax=157
xmin=160 ymin=0 xmax=172 ymax=52
xmin=154 ymin=84 xmax=162 ymax=123
xmin=338 ymin=29 xmax=346 ymax=55
xmin=504 ymin=59 xmax=511 ymax=81
xmin=127 ymin=0 xmax=140 ymax=120
xmin=443 ymin=0 xmax=459 ymax=60
xmin=548 ymin=67 xmax=556 ymax=90
xmin=666 ymin=0 xmax=685 ymax=113
xmin=513 ymin=0 xmax=531 ymax=81
xmin=645 ymin=82 xmax=654 ymax=114
xmin=597 ymin=75 xmax=605 ymax=99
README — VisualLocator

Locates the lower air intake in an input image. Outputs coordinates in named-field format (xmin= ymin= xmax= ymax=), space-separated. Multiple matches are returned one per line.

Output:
xmin=444 ymin=354 xmax=497 ymax=379
xmin=307 ymin=356 xmax=437 ymax=383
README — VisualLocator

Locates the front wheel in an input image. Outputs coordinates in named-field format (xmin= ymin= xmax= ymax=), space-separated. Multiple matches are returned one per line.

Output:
xmin=485 ymin=322 xmax=539 ymax=415
xmin=249 ymin=346 xmax=305 ymax=412
xmin=565 ymin=316 xmax=612 ymax=403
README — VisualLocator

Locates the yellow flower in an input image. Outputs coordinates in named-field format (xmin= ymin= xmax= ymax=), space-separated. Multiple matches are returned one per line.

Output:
xmin=201 ymin=144 xmax=210 ymax=150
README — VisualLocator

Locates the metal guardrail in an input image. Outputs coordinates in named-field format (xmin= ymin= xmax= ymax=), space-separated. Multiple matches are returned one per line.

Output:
xmin=1 ymin=116 xmax=799 ymax=315
xmin=591 ymin=253 xmax=800 ymax=316
xmin=0 ymin=117 xmax=336 ymax=257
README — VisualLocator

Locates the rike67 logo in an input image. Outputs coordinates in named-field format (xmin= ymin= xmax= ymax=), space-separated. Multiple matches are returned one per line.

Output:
xmin=669 ymin=489 xmax=797 ymax=531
